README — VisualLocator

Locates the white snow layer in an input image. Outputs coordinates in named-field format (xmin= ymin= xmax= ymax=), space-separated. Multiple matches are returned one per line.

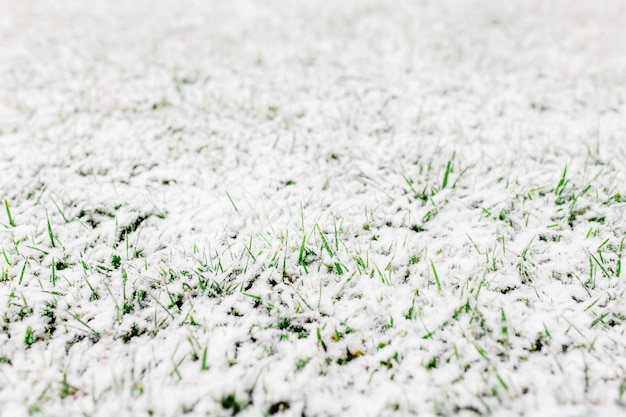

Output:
xmin=1 ymin=0 xmax=626 ymax=416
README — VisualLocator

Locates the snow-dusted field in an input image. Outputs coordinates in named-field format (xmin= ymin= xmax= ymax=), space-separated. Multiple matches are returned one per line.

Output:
xmin=1 ymin=0 xmax=626 ymax=416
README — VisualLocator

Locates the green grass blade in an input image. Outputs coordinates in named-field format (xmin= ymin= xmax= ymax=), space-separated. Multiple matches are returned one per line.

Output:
xmin=430 ymin=260 xmax=442 ymax=294
xmin=18 ymin=259 xmax=28 ymax=285
xmin=316 ymin=225 xmax=334 ymax=258
xmin=225 ymin=191 xmax=239 ymax=213
xmin=201 ymin=347 xmax=209 ymax=371
xmin=589 ymin=251 xmax=611 ymax=279
xmin=46 ymin=211 xmax=55 ymax=248
xmin=50 ymin=196 xmax=69 ymax=223
xmin=4 ymin=199 xmax=15 ymax=227
xmin=442 ymin=160 xmax=452 ymax=189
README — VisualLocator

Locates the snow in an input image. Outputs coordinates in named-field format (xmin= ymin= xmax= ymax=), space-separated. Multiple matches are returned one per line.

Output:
xmin=1 ymin=0 xmax=626 ymax=416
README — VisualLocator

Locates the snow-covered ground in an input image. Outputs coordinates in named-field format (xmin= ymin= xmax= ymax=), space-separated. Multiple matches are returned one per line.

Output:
xmin=1 ymin=0 xmax=626 ymax=415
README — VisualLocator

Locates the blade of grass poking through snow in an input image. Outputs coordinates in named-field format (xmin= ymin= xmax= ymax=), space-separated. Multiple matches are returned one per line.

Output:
xmin=496 ymin=373 xmax=509 ymax=391
xmin=201 ymin=346 xmax=209 ymax=371
xmin=4 ymin=199 xmax=15 ymax=227
xmin=49 ymin=196 xmax=69 ymax=223
xmin=290 ymin=284 xmax=314 ymax=311
xmin=555 ymin=165 xmax=568 ymax=197
xmin=242 ymin=235 xmax=256 ymax=263
xmin=298 ymin=203 xmax=309 ymax=273
xmin=316 ymin=224 xmax=334 ymax=258
xmin=282 ymin=242 xmax=288 ymax=278
xmin=298 ymin=233 xmax=308 ymax=274
xmin=46 ymin=211 xmax=55 ymax=248
xmin=84 ymin=275 xmax=99 ymax=300
xmin=122 ymin=269 xmax=132 ymax=314
xmin=241 ymin=292 xmax=261 ymax=302
xmin=374 ymin=263 xmax=389 ymax=285
xmin=225 ymin=191 xmax=239 ymax=213
xmin=18 ymin=259 xmax=28 ymax=285
xmin=466 ymin=234 xmax=482 ymax=255
xmin=401 ymin=173 xmax=427 ymax=201
xmin=149 ymin=291 xmax=176 ymax=320
xmin=451 ymin=165 xmax=471 ymax=189
xmin=430 ymin=259 xmax=442 ymax=294
xmin=474 ymin=342 xmax=490 ymax=361
xmin=69 ymin=309 xmax=100 ymax=340
xmin=406 ymin=289 xmax=419 ymax=320
xmin=441 ymin=152 xmax=455 ymax=189
xmin=316 ymin=327 xmax=327 ymax=352
xmin=50 ymin=260 xmax=56 ymax=286
xmin=588 ymin=250 xmax=611 ymax=279
xmin=500 ymin=308 xmax=510 ymax=349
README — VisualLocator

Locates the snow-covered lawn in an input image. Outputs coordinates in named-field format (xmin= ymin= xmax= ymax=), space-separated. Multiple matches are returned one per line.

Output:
xmin=1 ymin=0 xmax=626 ymax=415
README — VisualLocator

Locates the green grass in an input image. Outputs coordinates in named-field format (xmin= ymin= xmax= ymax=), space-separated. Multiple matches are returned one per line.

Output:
xmin=4 ymin=199 xmax=15 ymax=227
xmin=1 ymin=9 xmax=625 ymax=415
